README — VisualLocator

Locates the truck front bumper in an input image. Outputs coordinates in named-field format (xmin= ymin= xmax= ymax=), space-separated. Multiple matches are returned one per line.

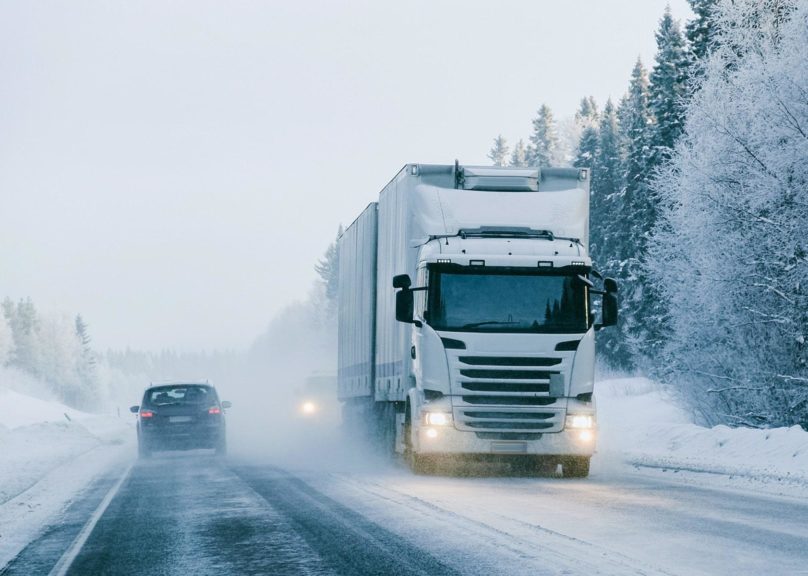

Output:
xmin=416 ymin=425 xmax=595 ymax=457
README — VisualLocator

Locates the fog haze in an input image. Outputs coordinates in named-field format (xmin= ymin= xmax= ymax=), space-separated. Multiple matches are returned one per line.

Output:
xmin=0 ymin=0 xmax=691 ymax=351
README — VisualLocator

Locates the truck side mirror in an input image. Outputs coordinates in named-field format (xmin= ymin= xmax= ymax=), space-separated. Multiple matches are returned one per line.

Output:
xmin=393 ymin=274 xmax=412 ymax=289
xmin=395 ymin=289 xmax=414 ymax=323
xmin=602 ymin=278 xmax=618 ymax=327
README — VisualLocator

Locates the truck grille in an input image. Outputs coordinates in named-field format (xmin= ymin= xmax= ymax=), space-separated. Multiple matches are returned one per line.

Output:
xmin=461 ymin=410 xmax=556 ymax=430
xmin=461 ymin=396 xmax=556 ymax=406
xmin=458 ymin=356 xmax=561 ymax=367
xmin=462 ymin=382 xmax=548 ymax=392
xmin=449 ymin=353 xmax=567 ymax=434
xmin=460 ymin=369 xmax=556 ymax=379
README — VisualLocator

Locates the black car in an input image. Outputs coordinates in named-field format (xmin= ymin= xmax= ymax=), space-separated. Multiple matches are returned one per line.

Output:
xmin=130 ymin=383 xmax=231 ymax=458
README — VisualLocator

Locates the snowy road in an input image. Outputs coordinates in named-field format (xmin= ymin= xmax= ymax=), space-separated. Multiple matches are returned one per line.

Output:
xmin=2 ymin=452 xmax=807 ymax=576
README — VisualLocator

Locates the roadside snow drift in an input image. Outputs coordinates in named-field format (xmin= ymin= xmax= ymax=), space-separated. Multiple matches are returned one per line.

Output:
xmin=596 ymin=377 xmax=808 ymax=490
xmin=0 ymin=385 xmax=132 ymax=567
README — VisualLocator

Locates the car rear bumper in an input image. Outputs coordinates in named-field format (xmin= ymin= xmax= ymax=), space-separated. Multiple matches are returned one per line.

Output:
xmin=140 ymin=425 xmax=224 ymax=450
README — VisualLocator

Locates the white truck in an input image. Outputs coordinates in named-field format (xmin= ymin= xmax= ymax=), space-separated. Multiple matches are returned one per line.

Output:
xmin=337 ymin=163 xmax=617 ymax=477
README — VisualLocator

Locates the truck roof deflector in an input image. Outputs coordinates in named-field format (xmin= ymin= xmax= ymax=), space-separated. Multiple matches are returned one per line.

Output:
xmin=458 ymin=227 xmax=554 ymax=240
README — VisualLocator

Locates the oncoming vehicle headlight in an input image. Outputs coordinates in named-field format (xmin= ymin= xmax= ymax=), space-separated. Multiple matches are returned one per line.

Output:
xmin=424 ymin=411 xmax=452 ymax=426
xmin=300 ymin=401 xmax=317 ymax=416
xmin=565 ymin=414 xmax=594 ymax=429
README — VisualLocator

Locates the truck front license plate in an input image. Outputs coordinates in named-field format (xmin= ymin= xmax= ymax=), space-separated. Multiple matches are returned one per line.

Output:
xmin=491 ymin=442 xmax=527 ymax=454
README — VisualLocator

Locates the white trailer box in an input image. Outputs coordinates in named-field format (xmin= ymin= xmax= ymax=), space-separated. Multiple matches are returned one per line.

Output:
xmin=337 ymin=203 xmax=377 ymax=402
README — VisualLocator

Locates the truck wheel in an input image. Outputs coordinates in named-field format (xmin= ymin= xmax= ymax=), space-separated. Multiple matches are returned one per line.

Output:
xmin=404 ymin=415 xmax=433 ymax=475
xmin=378 ymin=403 xmax=395 ymax=458
xmin=561 ymin=456 xmax=590 ymax=478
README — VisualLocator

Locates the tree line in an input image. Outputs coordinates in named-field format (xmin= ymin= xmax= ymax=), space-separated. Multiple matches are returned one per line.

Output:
xmin=0 ymin=297 xmax=246 ymax=411
xmin=0 ymin=298 xmax=100 ymax=409
xmin=486 ymin=0 xmax=807 ymax=429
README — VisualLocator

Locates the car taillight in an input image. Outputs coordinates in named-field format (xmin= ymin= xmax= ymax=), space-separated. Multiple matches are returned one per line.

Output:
xmin=208 ymin=407 xmax=221 ymax=415
xmin=140 ymin=410 xmax=154 ymax=418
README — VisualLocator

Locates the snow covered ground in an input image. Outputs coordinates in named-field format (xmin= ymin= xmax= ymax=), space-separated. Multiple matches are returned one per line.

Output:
xmin=0 ymin=381 xmax=132 ymax=567
xmin=596 ymin=377 xmax=808 ymax=497
xmin=0 ymin=373 xmax=806 ymax=571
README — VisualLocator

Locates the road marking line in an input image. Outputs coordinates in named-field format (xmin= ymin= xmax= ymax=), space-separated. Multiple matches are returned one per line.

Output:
xmin=48 ymin=463 xmax=133 ymax=576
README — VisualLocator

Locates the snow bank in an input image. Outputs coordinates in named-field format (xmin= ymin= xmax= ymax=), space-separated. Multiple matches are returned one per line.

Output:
xmin=0 ymin=384 xmax=132 ymax=567
xmin=1 ymin=387 xmax=88 ymax=430
xmin=0 ymin=388 xmax=131 ymax=497
xmin=596 ymin=377 xmax=808 ymax=490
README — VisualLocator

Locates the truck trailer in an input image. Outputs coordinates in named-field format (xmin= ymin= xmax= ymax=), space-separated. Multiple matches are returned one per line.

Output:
xmin=337 ymin=163 xmax=617 ymax=477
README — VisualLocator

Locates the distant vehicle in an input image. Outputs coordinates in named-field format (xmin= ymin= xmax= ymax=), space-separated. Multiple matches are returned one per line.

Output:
xmin=130 ymin=382 xmax=231 ymax=458
xmin=294 ymin=372 xmax=339 ymax=426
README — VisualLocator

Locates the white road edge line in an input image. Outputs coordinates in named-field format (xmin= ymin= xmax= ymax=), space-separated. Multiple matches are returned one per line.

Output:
xmin=48 ymin=463 xmax=133 ymax=576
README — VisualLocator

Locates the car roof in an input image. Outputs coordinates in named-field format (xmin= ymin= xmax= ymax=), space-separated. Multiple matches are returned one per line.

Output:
xmin=145 ymin=382 xmax=215 ymax=391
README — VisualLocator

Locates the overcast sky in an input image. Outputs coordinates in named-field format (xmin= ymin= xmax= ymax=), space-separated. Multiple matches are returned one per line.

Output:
xmin=0 ymin=0 xmax=692 ymax=352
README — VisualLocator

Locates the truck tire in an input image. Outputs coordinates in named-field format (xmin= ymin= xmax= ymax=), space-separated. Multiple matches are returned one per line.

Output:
xmin=561 ymin=456 xmax=590 ymax=478
xmin=403 ymin=405 xmax=433 ymax=474
xmin=377 ymin=403 xmax=396 ymax=458
xmin=403 ymin=420 xmax=417 ymax=472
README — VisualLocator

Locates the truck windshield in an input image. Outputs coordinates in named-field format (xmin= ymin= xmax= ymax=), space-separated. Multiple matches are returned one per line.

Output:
xmin=427 ymin=268 xmax=588 ymax=333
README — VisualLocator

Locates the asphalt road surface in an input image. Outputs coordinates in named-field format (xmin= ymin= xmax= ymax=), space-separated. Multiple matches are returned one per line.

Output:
xmin=2 ymin=452 xmax=807 ymax=576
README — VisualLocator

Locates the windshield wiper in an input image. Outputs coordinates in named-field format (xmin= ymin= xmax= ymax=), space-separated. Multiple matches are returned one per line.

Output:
xmin=461 ymin=320 xmax=520 ymax=329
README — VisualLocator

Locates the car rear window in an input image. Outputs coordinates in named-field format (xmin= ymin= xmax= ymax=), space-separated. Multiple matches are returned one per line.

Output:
xmin=145 ymin=385 xmax=216 ymax=406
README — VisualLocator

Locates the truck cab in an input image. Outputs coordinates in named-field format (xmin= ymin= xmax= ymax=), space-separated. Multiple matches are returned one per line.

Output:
xmin=396 ymin=228 xmax=616 ymax=476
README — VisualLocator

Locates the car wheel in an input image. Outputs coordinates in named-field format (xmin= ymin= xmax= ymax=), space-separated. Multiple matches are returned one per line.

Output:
xmin=215 ymin=436 xmax=227 ymax=456
xmin=138 ymin=440 xmax=151 ymax=459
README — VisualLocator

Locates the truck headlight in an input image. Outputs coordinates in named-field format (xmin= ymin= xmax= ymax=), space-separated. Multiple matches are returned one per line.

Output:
xmin=424 ymin=411 xmax=452 ymax=426
xmin=565 ymin=414 xmax=594 ymax=429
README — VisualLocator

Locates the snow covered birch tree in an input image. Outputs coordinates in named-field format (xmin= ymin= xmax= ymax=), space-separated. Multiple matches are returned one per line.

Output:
xmin=649 ymin=0 xmax=808 ymax=427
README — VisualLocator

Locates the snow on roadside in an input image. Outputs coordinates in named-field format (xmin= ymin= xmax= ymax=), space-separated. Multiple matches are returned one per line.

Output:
xmin=0 ymin=385 xmax=133 ymax=567
xmin=595 ymin=377 xmax=808 ymax=494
